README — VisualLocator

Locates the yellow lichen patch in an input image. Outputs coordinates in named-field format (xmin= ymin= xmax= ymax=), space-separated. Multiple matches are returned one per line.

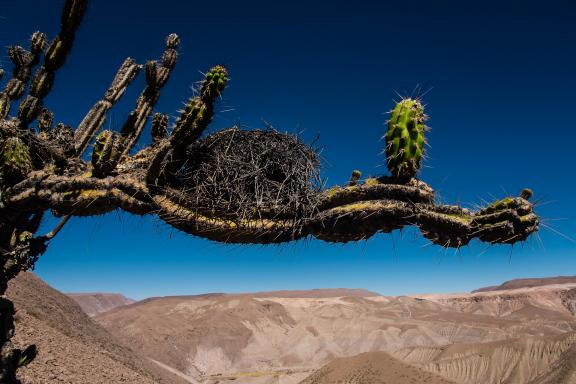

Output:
xmin=79 ymin=189 xmax=104 ymax=199
xmin=330 ymin=200 xmax=396 ymax=213
xmin=326 ymin=186 xmax=343 ymax=198
xmin=156 ymin=196 xmax=294 ymax=232
xmin=364 ymin=177 xmax=380 ymax=186
xmin=435 ymin=211 xmax=472 ymax=224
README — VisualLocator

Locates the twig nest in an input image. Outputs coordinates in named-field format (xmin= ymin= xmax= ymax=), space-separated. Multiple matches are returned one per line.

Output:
xmin=178 ymin=127 xmax=321 ymax=223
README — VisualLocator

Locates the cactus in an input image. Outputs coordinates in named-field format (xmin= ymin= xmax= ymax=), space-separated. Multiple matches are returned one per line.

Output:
xmin=0 ymin=138 xmax=32 ymax=183
xmin=91 ymin=130 xmax=123 ymax=177
xmin=0 ymin=1 xmax=539 ymax=382
xmin=385 ymin=98 xmax=426 ymax=179
xmin=151 ymin=112 xmax=168 ymax=143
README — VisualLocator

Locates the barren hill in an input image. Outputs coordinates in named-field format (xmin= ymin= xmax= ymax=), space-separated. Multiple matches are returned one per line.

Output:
xmin=96 ymin=282 xmax=576 ymax=383
xmin=6 ymin=272 xmax=189 ymax=384
xmin=8 ymin=273 xmax=576 ymax=383
xmin=473 ymin=276 xmax=576 ymax=293
xmin=67 ymin=292 xmax=135 ymax=316
xmin=300 ymin=351 xmax=455 ymax=384
xmin=394 ymin=333 xmax=576 ymax=384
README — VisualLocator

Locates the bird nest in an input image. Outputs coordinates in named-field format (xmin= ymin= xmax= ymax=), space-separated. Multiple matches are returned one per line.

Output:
xmin=176 ymin=127 xmax=322 ymax=226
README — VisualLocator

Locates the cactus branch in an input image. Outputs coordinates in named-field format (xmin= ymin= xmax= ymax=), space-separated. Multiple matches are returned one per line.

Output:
xmin=73 ymin=58 xmax=141 ymax=155
xmin=17 ymin=0 xmax=88 ymax=128
xmin=119 ymin=34 xmax=180 ymax=157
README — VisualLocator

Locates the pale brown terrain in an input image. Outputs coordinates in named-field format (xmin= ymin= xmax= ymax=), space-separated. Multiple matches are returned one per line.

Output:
xmin=95 ymin=281 xmax=576 ymax=383
xmin=473 ymin=276 xmax=576 ymax=293
xmin=6 ymin=272 xmax=190 ymax=384
xmin=394 ymin=333 xmax=576 ymax=384
xmin=67 ymin=292 xmax=135 ymax=316
xmin=300 ymin=351 xmax=455 ymax=384
xmin=6 ymin=273 xmax=576 ymax=383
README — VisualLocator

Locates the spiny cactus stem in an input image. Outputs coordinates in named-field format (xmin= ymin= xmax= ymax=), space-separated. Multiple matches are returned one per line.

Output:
xmin=119 ymin=34 xmax=180 ymax=157
xmin=155 ymin=66 xmax=229 ymax=182
xmin=151 ymin=113 xmax=168 ymax=143
xmin=74 ymin=58 xmax=141 ymax=155
xmin=16 ymin=0 xmax=88 ymax=128
xmin=0 ymin=33 xmax=46 ymax=121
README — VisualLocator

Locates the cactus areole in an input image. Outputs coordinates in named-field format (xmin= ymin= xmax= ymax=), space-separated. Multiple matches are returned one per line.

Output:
xmin=0 ymin=0 xmax=539 ymax=382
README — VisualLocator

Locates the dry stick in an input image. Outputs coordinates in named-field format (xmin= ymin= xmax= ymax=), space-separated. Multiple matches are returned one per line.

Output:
xmin=37 ymin=214 xmax=71 ymax=241
xmin=74 ymin=58 xmax=141 ymax=155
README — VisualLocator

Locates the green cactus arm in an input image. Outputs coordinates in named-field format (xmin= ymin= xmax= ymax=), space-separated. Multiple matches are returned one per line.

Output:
xmin=73 ymin=58 xmax=142 ymax=155
xmin=17 ymin=0 xmax=88 ymax=127
xmin=0 ymin=32 xmax=47 ymax=120
xmin=119 ymin=34 xmax=180 ymax=157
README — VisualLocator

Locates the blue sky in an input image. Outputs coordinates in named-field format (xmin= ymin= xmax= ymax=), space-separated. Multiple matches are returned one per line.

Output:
xmin=1 ymin=1 xmax=575 ymax=300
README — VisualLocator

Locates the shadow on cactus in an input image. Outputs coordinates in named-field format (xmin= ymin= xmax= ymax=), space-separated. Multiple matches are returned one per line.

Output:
xmin=0 ymin=0 xmax=539 ymax=382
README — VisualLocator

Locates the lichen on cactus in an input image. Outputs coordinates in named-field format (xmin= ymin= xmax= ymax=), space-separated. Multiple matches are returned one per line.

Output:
xmin=385 ymin=98 xmax=427 ymax=180
xmin=0 ymin=137 xmax=33 ymax=182
xmin=91 ymin=130 xmax=123 ymax=177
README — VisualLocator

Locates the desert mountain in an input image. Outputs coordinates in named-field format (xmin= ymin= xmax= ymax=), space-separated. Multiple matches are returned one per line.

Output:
xmin=472 ymin=276 xmax=576 ymax=293
xmin=96 ymin=281 xmax=576 ymax=383
xmin=300 ymin=351 xmax=455 ymax=384
xmin=394 ymin=332 xmax=576 ymax=384
xmin=6 ymin=272 xmax=189 ymax=384
xmin=67 ymin=292 xmax=135 ymax=316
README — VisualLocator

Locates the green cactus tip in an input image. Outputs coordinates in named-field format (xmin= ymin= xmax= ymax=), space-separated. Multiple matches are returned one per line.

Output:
xmin=385 ymin=98 xmax=427 ymax=180
xmin=201 ymin=65 xmax=229 ymax=98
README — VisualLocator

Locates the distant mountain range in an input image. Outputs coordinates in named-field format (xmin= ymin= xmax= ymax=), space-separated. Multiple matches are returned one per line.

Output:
xmin=6 ymin=273 xmax=576 ymax=383
xmin=472 ymin=276 xmax=576 ymax=293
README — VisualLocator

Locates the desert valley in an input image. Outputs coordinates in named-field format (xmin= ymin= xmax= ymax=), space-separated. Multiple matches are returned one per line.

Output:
xmin=6 ymin=273 xmax=576 ymax=384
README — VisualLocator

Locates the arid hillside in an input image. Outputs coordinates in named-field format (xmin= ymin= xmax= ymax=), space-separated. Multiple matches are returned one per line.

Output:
xmin=300 ymin=351 xmax=455 ymax=384
xmin=6 ymin=273 xmax=576 ymax=383
xmin=66 ymin=292 xmax=135 ymax=316
xmin=96 ymin=281 xmax=576 ymax=383
xmin=6 ymin=272 xmax=190 ymax=384
xmin=394 ymin=333 xmax=576 ymax=384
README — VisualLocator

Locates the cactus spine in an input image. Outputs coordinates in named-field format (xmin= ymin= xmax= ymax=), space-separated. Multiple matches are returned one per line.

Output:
xmin=385 ymin=98 xmax=426 ymax=180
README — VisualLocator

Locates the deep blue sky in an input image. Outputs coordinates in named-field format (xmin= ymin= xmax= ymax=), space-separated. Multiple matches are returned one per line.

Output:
xmin=1 ymin=1 xmax=575 ymax=300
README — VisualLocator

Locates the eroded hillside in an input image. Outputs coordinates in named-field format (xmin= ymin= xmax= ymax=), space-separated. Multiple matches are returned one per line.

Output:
xmin=96 ymin=283 xmax=576 ymax=383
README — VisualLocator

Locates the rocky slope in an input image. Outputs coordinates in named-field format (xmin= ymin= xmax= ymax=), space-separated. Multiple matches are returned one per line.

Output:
xmin=8 ymin=273 xmax=576 ymax=383
xmin=67 ymin=292 xmax=135 ymax=316
xmin=394 ymin=333 xmax=576 ymax=384
xmin=300 ymin=351 xmax=455 ymax=384
xmin=96 ymin=283 xmax=576 ymax=383
xmin=415 ymin=283 xmax=576 ymax=319
xmin=6 ymin=272 xmax=189 ymax=384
